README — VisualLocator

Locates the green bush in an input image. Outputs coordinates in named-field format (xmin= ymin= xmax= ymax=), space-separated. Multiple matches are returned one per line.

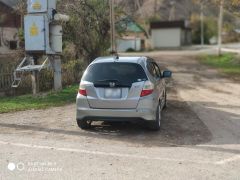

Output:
xmin=126 ymin=48 xmax=136 ymax=52
xmin=191 ymin=16 xmax=217 ymax=44
xmin=62 ymin=59 xmax=86 ymax=86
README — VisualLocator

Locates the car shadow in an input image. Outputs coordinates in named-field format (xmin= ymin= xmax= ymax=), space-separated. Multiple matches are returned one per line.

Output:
xmin=85 ymin=90 xmax=213 ymax=147
xmin=0 ymin=88 xmax=213 ymax=147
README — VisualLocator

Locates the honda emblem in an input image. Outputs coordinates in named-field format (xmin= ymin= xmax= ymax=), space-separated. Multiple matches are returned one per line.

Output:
xmin=109 ymin=82 xmax=116 ymax=88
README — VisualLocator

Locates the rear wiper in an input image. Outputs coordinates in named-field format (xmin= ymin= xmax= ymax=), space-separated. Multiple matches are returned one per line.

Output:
xmin=95 ymin=79 xmax=120 ymax=83
xmin=94 ymin=79 xmax=131 ymax=88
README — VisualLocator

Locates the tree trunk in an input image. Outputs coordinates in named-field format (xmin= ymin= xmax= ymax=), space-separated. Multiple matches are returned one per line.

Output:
xmin=218 ymin=0 xmax=224 ymax=56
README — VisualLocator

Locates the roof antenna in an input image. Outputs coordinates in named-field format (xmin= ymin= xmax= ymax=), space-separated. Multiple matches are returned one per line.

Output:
xmin=115 ymin=52 xmax=119 ymax=60
xmin=111 ymin=50 xmax=119 ymax=60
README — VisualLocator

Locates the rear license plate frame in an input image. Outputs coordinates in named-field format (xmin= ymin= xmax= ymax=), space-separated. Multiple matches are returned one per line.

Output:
xmin=104 ymin=88 xmax=122 ymax=99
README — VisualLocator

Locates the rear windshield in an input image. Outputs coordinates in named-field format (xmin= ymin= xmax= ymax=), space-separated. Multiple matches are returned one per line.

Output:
xmin=82 ymin=62 xmax=148 ymax=86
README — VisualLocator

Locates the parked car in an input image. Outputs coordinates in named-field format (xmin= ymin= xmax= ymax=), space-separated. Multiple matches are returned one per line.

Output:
xmin=76 ymin=56 xmax=172 ymax=130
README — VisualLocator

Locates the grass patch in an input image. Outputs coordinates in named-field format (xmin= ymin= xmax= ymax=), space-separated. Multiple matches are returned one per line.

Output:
xmin=0 ymin=85 xmax=79 ymax=114
xmin=199 ymin=53 xmax=240 ymax=75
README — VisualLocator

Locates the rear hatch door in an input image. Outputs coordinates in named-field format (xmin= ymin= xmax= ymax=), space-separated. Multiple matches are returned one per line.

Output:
xmin=82 ymin=62 xmax=147 ymax=109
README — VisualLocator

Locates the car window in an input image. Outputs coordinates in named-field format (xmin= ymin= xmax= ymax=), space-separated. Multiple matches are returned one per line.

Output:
xmin=82 ymin=62 xmax=148 ymax=86
xmin=147 ymin=61 xmax=159 ymax=78
xmin=147 ymin=62 xmax=155 ymax=77
xmin=153 ymin=63 xmax=162 ymax=78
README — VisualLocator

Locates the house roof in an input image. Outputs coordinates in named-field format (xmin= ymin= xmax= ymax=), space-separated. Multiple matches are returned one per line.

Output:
xmin=0 ymin=0 xmax=18 ymax=9
xmin=116 ymin=17 xmax=146 ymax=33
xmin=150 ymin=20 xmax=191 ymax=30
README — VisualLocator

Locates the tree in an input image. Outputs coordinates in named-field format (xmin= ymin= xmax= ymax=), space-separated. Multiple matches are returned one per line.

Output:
xmin=191 ymin=15 xmax=217 ymax=44
xmin=194 ymin=0 xmax=240 ymax=55
xmin=15 ymin=0 xmax=27 ymax=29
xmin=60 ymin=0 xmax=110 ymax=63
xmin=194 ymin=0 xmax=212 ymax=46
xmin=215 ymin=0 xmax=240 ymax=55
xmin=14 ymin=0 xmax=27 ymax=48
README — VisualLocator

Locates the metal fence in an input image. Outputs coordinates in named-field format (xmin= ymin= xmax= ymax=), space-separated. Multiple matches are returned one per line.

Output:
xmin=0 ymin=64 xmax=14 ymax=91
xmin=0 ymin=53 xmax=31 ymax=96
xmin=0 ymin=55 xmax=85 ymax=96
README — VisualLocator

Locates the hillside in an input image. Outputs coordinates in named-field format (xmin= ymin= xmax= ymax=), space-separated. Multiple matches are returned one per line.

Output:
xmin=116 ymin=0 xmax=218 ymax=21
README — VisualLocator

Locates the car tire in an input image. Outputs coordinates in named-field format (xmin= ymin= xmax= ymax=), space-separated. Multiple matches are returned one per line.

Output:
xmin=147 ymin=103 xmax=161 ymax=131
xmin=77 ymin=120 xmax=92 ymax=129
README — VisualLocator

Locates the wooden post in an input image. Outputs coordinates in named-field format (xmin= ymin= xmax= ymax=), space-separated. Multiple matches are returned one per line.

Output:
xmin=31 ymin=71 xmax=39 ymax=95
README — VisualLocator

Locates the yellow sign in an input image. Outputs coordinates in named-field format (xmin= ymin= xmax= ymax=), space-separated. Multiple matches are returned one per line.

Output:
xmin=32 ymin=0 xmax=42 ymax=10
xmin=30 ymin=23 xmax=39 ymax=36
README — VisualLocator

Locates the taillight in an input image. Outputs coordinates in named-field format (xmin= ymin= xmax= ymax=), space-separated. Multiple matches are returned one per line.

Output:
xmin=79 ymin=89 xmax=87 ymax=96
xmin=140 ymin=81 xmax=154 ymax=97
xmin=79 ymin=82 xmax=87 ymax=96
xmin=141 ymin=89 xmax=153 ymax=97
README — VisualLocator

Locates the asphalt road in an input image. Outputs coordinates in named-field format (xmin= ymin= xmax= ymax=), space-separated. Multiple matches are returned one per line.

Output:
xmin=0 ymin=51 xmax=240 ymax=180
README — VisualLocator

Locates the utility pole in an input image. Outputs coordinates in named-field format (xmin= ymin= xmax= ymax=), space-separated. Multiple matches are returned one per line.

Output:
xmin=169 ymin=1 xmax=176 ymax=21
xmin=31 ymin=56 xmax=39 ymax=95
xmin=109 ymin=0 xmax=116 ymax=53
xmin=218 ymin=0 xmax=224 ymax=56
xmin=53 ymin=56 xmax=62 ymax=91
xmin=154 ymin=0 xmax=158 ymax=17
xmin=200 ymin=2 xmax=204 ymax=46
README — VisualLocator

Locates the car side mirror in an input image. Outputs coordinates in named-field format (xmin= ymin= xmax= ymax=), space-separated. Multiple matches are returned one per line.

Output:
xmin=162 ymin=71 xmax=172 ymax=78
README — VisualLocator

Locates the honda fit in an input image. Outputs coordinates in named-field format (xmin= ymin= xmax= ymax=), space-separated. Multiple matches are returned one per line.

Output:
xmin=76 ymin=56 xmax=172 ymax=130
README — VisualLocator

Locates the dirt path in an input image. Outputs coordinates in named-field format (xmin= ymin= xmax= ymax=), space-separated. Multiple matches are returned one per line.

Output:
xmin=154 ymin=54 xmax=240 ymax=145
xmin=0 ymin=51 xmax=239 ymax=180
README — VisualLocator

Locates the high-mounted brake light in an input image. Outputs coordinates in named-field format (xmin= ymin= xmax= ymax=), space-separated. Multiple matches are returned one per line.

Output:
xmin=140 ymin=81 xmax=154 ymax=97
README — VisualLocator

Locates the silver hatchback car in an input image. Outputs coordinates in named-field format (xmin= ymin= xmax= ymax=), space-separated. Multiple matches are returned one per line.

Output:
xmin=76 ymin=56 xmax=172 ymax=130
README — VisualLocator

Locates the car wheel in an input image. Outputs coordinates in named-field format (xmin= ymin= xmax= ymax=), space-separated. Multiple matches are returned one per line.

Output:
xmin=147 ymin=103 xmax=161 ymax=131
xmin=163 ymin=91 xmax=167 ymax=110
xmin=77 ymin=120 xmax=92 ymax=129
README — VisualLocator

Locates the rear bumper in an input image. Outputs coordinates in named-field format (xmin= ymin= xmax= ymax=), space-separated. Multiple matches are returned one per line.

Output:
xmin=76 ymin=107 xmax=155 ymax=121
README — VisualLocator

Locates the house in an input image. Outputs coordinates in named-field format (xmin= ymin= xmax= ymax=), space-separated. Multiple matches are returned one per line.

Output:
xmin=150 ymin=20 xmax=192 ymax=49
xmin=0 ymin=0 xmax=20 ymax=52
xmin=116 ymin=17 xmax=148 ymax=52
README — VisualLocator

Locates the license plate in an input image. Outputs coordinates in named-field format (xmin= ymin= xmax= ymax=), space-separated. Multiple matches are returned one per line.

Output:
xmin=104 ymin=88 xmax=121 ymax=99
